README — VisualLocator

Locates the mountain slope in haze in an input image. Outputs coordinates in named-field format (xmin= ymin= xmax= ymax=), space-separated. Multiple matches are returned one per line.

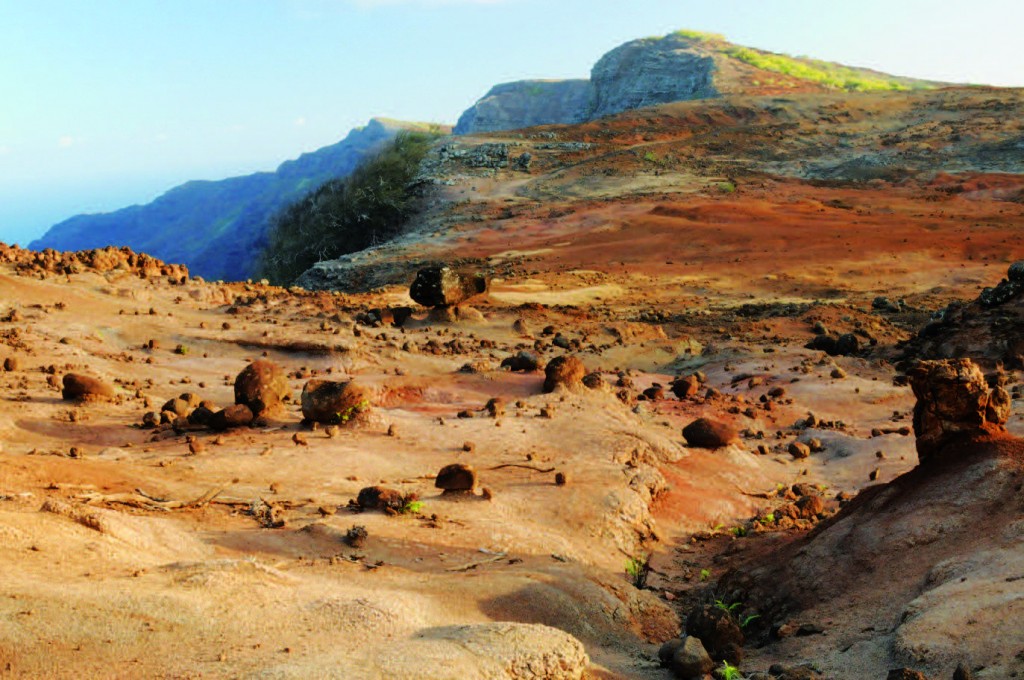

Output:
xmin=30 ymin=118 xmax=441 ymax=282
xmin=455 ymin=30 xmax=944 ymax=134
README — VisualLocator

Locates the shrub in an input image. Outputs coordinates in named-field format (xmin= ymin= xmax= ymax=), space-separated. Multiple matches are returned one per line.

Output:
xmin=257 ymin=130 xmax=442 ymax=285
xmin=724 ymin=46 xmax=920 ymax=92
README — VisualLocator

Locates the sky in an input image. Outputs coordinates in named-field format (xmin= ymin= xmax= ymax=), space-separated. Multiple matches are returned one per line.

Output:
xmin=1 ymin=0 xmax=1022 ymax=245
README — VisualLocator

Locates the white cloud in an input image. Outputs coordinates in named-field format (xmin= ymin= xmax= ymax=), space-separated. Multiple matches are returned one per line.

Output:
xmin=58 ymin=135 xmax=75 ymax=148
xmin=294 ymin=116 xmax=307 ymax=127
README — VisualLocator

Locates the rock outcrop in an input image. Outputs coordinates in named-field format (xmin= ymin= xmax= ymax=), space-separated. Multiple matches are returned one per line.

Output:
xmin=234 ymin=360 xmax=290 ymax=418
xmin=454 ymin=80 xmax=591 ymax=135
xmin=409 ymin=266 xmax=488 ymax=308
xmin=300 ymin=379 xmax=372 ymax=425
xmin=586 ymin=33 xmax=718 ymax=121
xmin=908 ymin=358 xmax=1009 ymax=461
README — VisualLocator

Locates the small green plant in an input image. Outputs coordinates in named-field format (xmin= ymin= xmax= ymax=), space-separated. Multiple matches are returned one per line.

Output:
xmin=761 ymin=513 xmax=776 ymax=524
xmin=718 ymin=660 xmax=743 ymax=680
xmin=625 ymin=554 xmax=652 ymax=589
xmin=714 ymin=599 xmax=742 ymax=615
xmin=643 ymin=151 xmax=660 ymax=164
xmin=699 ymin=568 xmax=711 ymax=582
xmin=400 ymin=499 xmax=424 ymax=515
xmin=334 ymin=398 xmax=371 ymax=424
xmin=740 ymin=613 xmax=761 ymax=629
xmin=672 ymin=29 xmax=725 ymax=42
xmin=730 ymin=525 xmax=748 ymax=538
xmin=174 ymin=344 xmax=189 ymax=355
xmin=716 ymin=181 xmax=736 ymax=194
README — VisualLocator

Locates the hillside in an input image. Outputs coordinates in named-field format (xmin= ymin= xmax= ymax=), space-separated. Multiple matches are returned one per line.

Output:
xmin=29 ymin=119 xmax=442 ymax=282
xmin=455 ymin=30 xmax=943 ymax=134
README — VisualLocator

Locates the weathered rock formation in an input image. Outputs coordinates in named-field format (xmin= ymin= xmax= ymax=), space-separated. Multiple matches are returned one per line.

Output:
xmin=300 ymin=379 xmax=372 ymax=425
xmin=234 ymin=360 xmax=290 ymax=417
xmin=454 ymin=80 xmax=591 ymax=135
xmin=908 ymin=358 xmax=1009 ymax=461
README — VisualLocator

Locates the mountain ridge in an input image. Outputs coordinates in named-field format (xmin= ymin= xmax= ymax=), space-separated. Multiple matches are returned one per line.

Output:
xmin=29 ymin=118 xmax=443 ymax=281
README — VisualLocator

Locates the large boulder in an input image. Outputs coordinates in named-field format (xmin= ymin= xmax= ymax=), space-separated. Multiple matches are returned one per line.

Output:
xmin=61 ymin=374 xmax=115 ymax=402
xmin=435 ymin=464 xmax=477 ymax=493
xmin=682 ymin=418 xmax=739 ymax=449
xmin=908 ymin=358 xmax=1009 ymax=462
xmin=671 ymin=635 xmax=714 ymax=679
xmin=300 ymin=379 xmax=372 ymax=425
xmin=234 ymin=360 xmax=290 ymax=417
xmin=409 ymin=266 xmax=487 ymax=308
xmin=685 ymin=604 xmax=744 ymax=664
xmin=543 ymin=355 xmax=586 ymax=393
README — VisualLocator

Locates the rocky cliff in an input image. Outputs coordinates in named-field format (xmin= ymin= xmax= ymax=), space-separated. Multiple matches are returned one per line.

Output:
xmin=30 ymin=118 xmax=438 ymax=282
xmin=455 ymin=31 xmax=939 ymax=135
xmin=453 ymin=80 xmax=590 ymax=135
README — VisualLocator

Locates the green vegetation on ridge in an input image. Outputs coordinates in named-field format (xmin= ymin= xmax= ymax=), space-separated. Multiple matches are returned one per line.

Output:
xmin=724 ymin=46 xmax=923 ymax=92
xmin=257 ymin=130 xmax=442 ymax=286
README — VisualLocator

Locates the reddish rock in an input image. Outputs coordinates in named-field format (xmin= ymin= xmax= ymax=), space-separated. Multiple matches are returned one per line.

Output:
xmin=356 ymin=486 xmax=406 ymax=512
xmin=543 ymin=355 xmax=586 ymax=393
xmin=234 ymin=360 xmax=290 ymax=417
xmin=409 ymin=266 xmax=487 ymax=308
xmin=435 ymin=464 xmax=477 ymax=492
xmin=682 ymin=418 xmax=739 ymax=449
xmin=301 ymin=379 xmax=372 ymax=425
xmin=671 ymin=375 xmax=700 ymax=399
xmin=210 ymin=404 xmax=254 ymax=431
xmin=685 ymin=604 xmax=744 ymax=664
xmin=61 ymin=374 xmax=115 ymax=402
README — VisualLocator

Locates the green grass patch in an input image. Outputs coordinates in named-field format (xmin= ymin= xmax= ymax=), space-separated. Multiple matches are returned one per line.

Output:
xmin=724 ymin=46 xmax=920 ymax=92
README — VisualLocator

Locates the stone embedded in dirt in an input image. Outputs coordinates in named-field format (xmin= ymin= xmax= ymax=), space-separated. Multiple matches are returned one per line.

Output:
xmin=512 ymin=318 xmax=530 ymax=335
xmin=210 ymin=404 xmax=254 ymax=431
xmin=435 ymin=463 xmax=476 ymax=492
xmin=141 ymin=411 xmax=159 ymax=428
xmin=788 ymin=441 xmax=811 ymax=459
xmin=657 ymin=638 xmax=684 ymax=667
xmin=805 ymin=332 xmax=860 ymax=357
xmin=685 ymin=604 xmax=744 ymax=664
xmin=501 ymin=350 xmax=541 ymax=372
xmin=795 ymin=495 xmax=824 ymax=519
xmin=485 ymin=397 xmax=506 ymax=417
xmin=953 ymin=663 xmax=975 ymax=680
xmin=162 ymin=397 xmax=192 ymax=417
xmin=831 ymin=367 xmax=847 ymax=379
xmin=2 ymin=356 xmax=17 ymax=371
xmin=682 ymin=418 xmax=739 ymax=449
xmin=301 ymin=379 xmax=372 ymax=425
xmin=344 ymin=525 xmax=368 ymax=548
xmin=555 ymin=471 xmax=568 ymax=486
xmin=409 ymin=265 xmax=488 ymax=308
xmin=61 ymin=374 xmax=115 ymax=402
xmin=582 ymin=372 xmax=606 ymax=389
xmin=543 ymin=355 xmax=586 ymax=393
xmin=671 ymin=375 xmax=700 ymax=399
xmin=886 ymin=670 xmax=929 ymax=680
xmin=670 ymin=635 xmax=714 ymax=679
xmin=908 ymin=358 xmax=1009 ymax=462
xmin=234 ymin=359 xmax=290 ymax=418
xmin=356 ymin=486 xmax=406 ymax=512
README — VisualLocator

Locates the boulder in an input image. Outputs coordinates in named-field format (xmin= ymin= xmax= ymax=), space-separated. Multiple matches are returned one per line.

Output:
xmin=234 ymin=360 xmax=290 ymax=417
xmin=908 ymin=359 xmax=1009 ymax=462
xmin=671 ymin=375 xmax=700 ymax=399
xmin=671 ymin=635 xmax=714 ymax=679
xmin=682 ymin=418 xmax=739 ymax=449
xmin=501 ymin=350 xmax=542 ymax=372
xmin=357 ymin=486 xmax=406 ymax=512
xmin=300 ymin=379 xmax=372 ymax=425
xmin=209 ymin=404 xmax=254 ymax=431
xmin=685 ymin=604 xmax=744 ymax=664
xmin=61 ymin=374 xmax=115 ymax=402
xmin=543 ymin=355 xmax=586 ymax=393
xmin=409 ymin=266 xmax=487 ymax=308
xmin=435 ymin=464 xmax=477 ymax=492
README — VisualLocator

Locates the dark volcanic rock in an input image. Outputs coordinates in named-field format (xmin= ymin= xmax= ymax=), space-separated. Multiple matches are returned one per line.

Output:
xmin=356 ymin=486 xmax=406 ymax=512
xmin=234 ymin=360 xmax=290 ymax=417
xmin=501 ymin=350 xmax=541 ymax=372
xmin=210 ymin=404 xmax=254 ymax=431
xmin=685 ymin=604 xmax=744 ymax=664
xmin=682 ymin=418 xmax=739 ymax=449
xmin=301 ymin=379 xmax=372 ymax=425
xmin=61 ymin=374 xmax=115 ymax=402
xmin=435 ymin=464 xmax=477 ymax=492
xmin=670 ymin=635 xmax=714 ymax=679
xmin=409 ymin=266 xmax=488 ymax=308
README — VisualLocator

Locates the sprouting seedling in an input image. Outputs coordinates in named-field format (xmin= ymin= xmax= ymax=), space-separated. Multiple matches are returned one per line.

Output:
xmin=400 ymin=499 xmax=423 ymax=514
xmin=730 ymin=525 xmax=748 ymax=538
xmin=761 ymin=513 xmax=775 ymax=524
xmin=714 ymin=599 xmax=742 ymax=614
xmin=740 ymin=613 xmax=761 ymax=629
xmin=334 ymin=398 xmax=371 ymax=424
xmin=699 ymin=568 xmax=711 ymax=582
xmin=625 ymin=554 xmax=652 ymax=589
xmin=718 ymin=661 xmax=742 ymax=680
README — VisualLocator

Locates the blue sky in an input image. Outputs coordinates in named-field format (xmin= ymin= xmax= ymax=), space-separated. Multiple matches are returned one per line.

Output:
xmin=1 ymin=0 xmax=1022 ymax=245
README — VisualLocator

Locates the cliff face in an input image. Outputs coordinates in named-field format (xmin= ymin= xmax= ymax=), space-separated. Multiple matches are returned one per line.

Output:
xmin=453 ymin=80 xmax=591 ymax=135
xmin=30 ymin=119 xmax=424 ymax=281
xmin=585 ymin=34 xmax=718 ymax=120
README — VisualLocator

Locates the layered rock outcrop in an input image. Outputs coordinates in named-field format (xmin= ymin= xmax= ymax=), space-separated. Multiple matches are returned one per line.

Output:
xmin=454 ymin=80 xmax=591 ymax=135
